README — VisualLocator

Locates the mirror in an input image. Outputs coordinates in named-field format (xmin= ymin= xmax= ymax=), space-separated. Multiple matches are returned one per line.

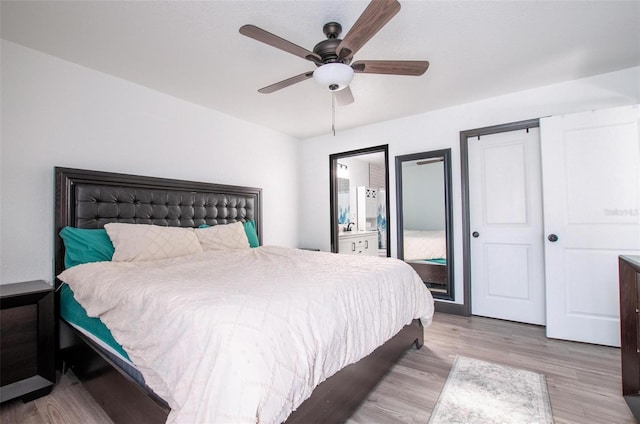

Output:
xmin=396 ymin=149 xmax=454 ymax=300
xmin=330 ymin=145 xmax=390 ymax=257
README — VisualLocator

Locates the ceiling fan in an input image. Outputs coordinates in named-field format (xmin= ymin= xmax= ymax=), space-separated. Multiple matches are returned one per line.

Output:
xmin=239 ymin=0 xmax=429 ymax=106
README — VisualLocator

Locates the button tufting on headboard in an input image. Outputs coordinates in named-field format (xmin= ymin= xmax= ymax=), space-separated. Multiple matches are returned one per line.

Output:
xmin=55 ymin=167 xmax=262 ymax=279
xmin=74 ymin=185 xmax=255 ymax=229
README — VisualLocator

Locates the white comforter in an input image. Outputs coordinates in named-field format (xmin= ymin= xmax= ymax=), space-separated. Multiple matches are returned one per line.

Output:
xmin=58 ymin=246 xmax=434 ymax=424
xmin=403 ymin=230 xmax=447 ymax=261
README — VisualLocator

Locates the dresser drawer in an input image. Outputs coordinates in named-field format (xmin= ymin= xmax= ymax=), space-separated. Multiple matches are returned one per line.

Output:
xmin=338 ymin=232 xmax=378 ymax=256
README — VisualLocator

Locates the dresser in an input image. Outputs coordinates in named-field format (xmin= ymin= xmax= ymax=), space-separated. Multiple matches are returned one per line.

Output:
xmin=0 ymin=280 xmax=55 ymax=403
xmin=338 ymin=231 xmax=378 ymax=256
xmin=619 ymin=255 xmax=640 ymax=420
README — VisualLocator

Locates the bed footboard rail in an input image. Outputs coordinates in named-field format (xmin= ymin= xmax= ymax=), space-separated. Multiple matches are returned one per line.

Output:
xmin=285 ymin=319 xmax=424 ymax=424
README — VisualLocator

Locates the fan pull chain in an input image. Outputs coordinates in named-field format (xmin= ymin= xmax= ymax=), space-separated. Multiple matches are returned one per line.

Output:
xmin=332 ymin=92 xmax=336 ymax=136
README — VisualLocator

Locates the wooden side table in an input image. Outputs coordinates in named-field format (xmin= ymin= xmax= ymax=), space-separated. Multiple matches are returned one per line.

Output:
xmin=0 ymin=280 xmax=55 ymax=403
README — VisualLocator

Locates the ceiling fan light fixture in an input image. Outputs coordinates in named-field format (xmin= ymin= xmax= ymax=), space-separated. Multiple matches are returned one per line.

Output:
xmin=313 ymin=63 xmax=354 ymax=91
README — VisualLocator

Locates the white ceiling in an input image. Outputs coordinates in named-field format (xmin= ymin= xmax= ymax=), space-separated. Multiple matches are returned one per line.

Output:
xmin=2 ymin=1 xmax=639 ymax=139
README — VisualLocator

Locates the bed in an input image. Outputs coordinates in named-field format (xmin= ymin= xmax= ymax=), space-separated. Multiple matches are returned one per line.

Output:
xmin=402 ymin=230 xmax=447 ymax=291
xmin=403 ymin=230 xmax=446 ymax=262
xmin=54 ymin=167 xmax=434 ymax=424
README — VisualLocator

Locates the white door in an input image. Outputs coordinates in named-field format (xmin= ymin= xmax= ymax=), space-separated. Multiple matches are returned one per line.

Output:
xmin=469 ymin=128 xmax=546 ymax=325
xmin=541 ymin=105 xmax=640 ymax=347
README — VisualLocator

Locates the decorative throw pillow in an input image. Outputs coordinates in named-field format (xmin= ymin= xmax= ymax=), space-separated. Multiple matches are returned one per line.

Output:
xmin=196 ymin=221 xmax=250 ymax=251
xmin=199 ymin=220 xmax=260 ymax=248
xmin=243 ymin=220 xmax=260 ymax=248
xmin=105 ymin=223 xmax=203 ymax=262
xmin=59 ymin=227 xmax=115 ymax=268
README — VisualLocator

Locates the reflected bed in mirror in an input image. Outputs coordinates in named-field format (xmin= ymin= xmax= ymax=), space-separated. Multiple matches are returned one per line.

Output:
xmin=396 ymin=149 xmax=454 ymax=300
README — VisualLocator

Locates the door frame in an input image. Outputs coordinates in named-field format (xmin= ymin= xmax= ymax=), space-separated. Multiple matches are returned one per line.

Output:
xmin=460 ymin=118 xmax=540 ymax=316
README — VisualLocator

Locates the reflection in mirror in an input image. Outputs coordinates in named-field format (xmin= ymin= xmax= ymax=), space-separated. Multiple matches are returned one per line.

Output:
xmin=337 ymin=164 xmax=351 ymax=226
xmin=330 ymin=146 xmax=390 ymax=258
xmin=396 ymin=149 xmax=454 ymax=300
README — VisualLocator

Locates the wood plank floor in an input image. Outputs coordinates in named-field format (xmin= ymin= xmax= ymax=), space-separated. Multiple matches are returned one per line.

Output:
xmin=1 ymin=312 xmax=634 ymax=423
xmin=350 ymin=313 xmax=634 ymax=424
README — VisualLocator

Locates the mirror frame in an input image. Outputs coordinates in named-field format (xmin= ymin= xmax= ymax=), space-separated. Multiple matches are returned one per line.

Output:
xmin=395 ymin=148 xmax=454 ymax=300
xmin=329 ymin=145 xmax=390 ymax=256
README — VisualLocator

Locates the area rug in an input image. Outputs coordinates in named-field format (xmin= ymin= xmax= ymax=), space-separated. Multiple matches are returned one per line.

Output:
xmin=428 ymin=356 xmax=553 ymax=424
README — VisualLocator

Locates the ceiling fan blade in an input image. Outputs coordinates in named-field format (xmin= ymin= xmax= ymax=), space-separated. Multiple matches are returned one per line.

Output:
xmin=258 ymin=71 xmax=314 ymax=94
xmin=334 ymin=86 xmax=355 ymax=106
xmin=240 ymin=24 xmax=322 ymax=64
xmin=351 ymin=60 xmax=429 ymax=76
xmin=336 ymin=0 xmax=401 ymax=60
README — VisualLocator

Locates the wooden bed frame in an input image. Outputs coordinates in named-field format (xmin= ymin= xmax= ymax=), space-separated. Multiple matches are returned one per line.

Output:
xmin=408 ymin=261 xmax=447 ymax=292
xmin=54 ymin=167 xmax=424 ymax=424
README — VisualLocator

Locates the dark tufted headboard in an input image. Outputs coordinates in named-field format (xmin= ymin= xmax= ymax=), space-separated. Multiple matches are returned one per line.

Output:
xmin=54 ymin=167 xmax=262 ymax=281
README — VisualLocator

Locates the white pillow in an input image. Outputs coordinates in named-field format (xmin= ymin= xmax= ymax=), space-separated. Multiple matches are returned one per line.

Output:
xmin=105 ymin=223 xmax=203 ymax=262
xmin=196 ymin=222 xmax=250 ymax=251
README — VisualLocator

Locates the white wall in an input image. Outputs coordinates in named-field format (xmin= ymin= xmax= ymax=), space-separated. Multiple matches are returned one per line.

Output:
xmin=298 ymin=66 xmax=640 ymax=304
xmin=402 ymin=162 xmax=445 ymax=231
xmin=1 ymin=40 xmax=299 ymax=285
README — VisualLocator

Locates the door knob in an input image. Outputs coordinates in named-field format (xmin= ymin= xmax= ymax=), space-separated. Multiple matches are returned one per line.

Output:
xmin=548 ymin=234 xmax=559 ymax=242
xmin=472 ymin=231 xmax=480 ymax=238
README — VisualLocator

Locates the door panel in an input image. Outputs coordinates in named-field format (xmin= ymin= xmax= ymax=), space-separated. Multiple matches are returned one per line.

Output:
xmin=483 ymin=143 xmax=528 ymax=224
xmin=485 ymin=243 xmax=531 ymax=299
xmin=564 ymin=124 xmax=639 ymax=225
xmin=541 ymin=105 xmax=640 ymax=346
xmin=565 ymin=250 xmax=621 ymax=317
xmin=469 ymin=128 xmax=546 ymax=325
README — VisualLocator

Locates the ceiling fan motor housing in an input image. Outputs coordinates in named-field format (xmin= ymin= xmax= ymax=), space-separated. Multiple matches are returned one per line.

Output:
xmin=314 ymin=22 xmax=353 ymax=65
xmin=312 ymin=22 xmax=353 ymax=91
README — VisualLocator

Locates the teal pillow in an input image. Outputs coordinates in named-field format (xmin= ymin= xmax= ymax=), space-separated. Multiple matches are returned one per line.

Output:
xmin=59 ymin=227 xmax=115 ymax=268
xmin=243 ymin=220 xmax=260 ymax=248
xmin=199 ymin=221 xmax=260 ymax=248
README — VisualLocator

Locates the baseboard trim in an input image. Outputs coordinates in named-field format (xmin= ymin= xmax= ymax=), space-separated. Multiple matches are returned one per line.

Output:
xmin=434 ymin=301 xmax=467 ymax=316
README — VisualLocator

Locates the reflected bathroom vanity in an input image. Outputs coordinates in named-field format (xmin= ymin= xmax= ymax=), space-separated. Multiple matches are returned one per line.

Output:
xmin=396 ymin=149 xmax=454 ymax=300
xmin=330 ymin=145 xmax=390 ymax=257
xmin=338 ymin=230 xmax=378 ymax=256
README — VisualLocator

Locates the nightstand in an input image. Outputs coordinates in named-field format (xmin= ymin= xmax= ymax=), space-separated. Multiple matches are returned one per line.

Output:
xmin=0 ymin=280 xmax=55 ymax=403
